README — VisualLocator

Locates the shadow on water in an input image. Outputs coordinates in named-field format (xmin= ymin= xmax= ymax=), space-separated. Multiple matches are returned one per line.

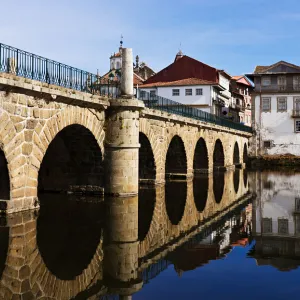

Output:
xmin=0 ymin=225 xmax=9 ymax=280
xmin=165 ymin=181 xmax=187 ymax=225
xmin=193 ymin=174 xmax=209 ymax=212
xmin=233 ymin=170 xmax=240 ymax=194
xmin=37 ymin=193 xmax=104 ymax=280
xmin=213 ymin=172 xmax=225 ymax=204
xmin=243 ymin=170 xmax=248 ymax=188
xmin=138 ymin=187 xmax=156 ymax=241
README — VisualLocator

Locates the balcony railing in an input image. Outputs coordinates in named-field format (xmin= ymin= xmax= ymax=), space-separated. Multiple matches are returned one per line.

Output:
xmin=255 ymin=84 xmax=300 ymax=93
xmin=138 ymin=91 xmax=252 ymax=133
xmin=0 ymin=42 xmax=117 ymax=96
xmin=292 ymin=109 xmax=300 ymax=117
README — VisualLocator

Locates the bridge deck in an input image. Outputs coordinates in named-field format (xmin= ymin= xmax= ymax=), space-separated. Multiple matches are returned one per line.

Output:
xmin=0 ymin=42 xmax=252 ymax=134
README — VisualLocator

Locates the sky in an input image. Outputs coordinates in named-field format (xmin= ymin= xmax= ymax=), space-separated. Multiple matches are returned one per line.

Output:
xmin=2 ymin=0 xmax=300 ymax=76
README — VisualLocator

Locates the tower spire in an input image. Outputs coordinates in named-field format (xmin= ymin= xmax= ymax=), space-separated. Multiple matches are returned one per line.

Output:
xmin=119 ymin=34 xmax=123 ymax=53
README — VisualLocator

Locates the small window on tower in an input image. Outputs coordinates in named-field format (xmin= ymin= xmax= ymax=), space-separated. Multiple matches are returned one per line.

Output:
xmin=116 ymin=61 xmax=120 ymax=69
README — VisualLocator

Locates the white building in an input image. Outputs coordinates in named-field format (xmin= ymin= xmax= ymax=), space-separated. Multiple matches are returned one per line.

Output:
xmin=250 ymin=172 xmax=300 ymax=269
xmin=248 ymin=61 xmax=300 ymax=157
xmin=139 ymin=52 xmax=233 ymax=116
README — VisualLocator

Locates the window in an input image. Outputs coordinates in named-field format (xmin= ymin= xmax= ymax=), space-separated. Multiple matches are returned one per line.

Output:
xmin=277 ymin=97 xmax=287 ymax=112
xmin=278 ymin=218 xmax=289 ymax=235
xmin=185 ymin=89 xmax=192 ymax=96
xmin=140 ymin=90 xmax=146 ymax=98
xmin=294 ymin=97 xmax=300 ymax=110
xmin=262 ymin=97 xmax=271 ymax=112
xmin=278 ymin=76 xmax=286 ymax=90
xmin=262 ymin=76 xmax=271 ymax=86
xmin=150 ymin=90 xmax=156 ymax=97
xmin=263 ymin=141 xmax=272 ymax=149
xmin=262 ymin=218 xmax=272 ymax=233
xmin=296 ymin=198 xmax=300 ymax=212
xmin=116 ymin=61 xmax=120 ymax=69
xmin=294 ymin=76 xmax=300 ymax=90
xmin=196 ymin=88 xmax=203 ymax=95
xmin=295 ymin=120 xmax=300 ymax=132
xmin=172 ymin=89 xmax=180 ymax=96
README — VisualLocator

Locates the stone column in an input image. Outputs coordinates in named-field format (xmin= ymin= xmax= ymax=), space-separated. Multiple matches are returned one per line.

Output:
xmin=104 ymin=196 xmax=143 ymax=298
xmin=105 ymin=48 xmax=144 ymax=196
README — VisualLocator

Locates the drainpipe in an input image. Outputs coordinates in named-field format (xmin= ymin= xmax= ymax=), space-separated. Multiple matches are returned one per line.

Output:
xmin=258 ymin=75 xmax=262 ymax=157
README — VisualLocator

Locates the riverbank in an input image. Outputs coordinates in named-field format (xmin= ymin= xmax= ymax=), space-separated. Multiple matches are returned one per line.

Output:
xmin=249 ymin=154 xmax=300 ymax=170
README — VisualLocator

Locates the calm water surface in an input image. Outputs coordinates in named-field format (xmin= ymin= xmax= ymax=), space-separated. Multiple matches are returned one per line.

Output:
xmin=1 ymin=170 xmax=300 ymax=299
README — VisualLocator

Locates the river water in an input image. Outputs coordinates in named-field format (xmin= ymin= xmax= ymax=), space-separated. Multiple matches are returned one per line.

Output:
xmin=0 ymin=170 xmax=300 ymax=299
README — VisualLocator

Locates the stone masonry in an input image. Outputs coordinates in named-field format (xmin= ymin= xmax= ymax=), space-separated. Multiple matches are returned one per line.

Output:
xmin=0 ymin=48 xmax=251 ymax=214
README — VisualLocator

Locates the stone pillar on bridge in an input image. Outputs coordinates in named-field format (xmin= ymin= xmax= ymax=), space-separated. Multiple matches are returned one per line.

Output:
xmin=104 ymin=195 xmax=143 ymax=298
xmin=105 ymin=48 xmax=144 ymax=196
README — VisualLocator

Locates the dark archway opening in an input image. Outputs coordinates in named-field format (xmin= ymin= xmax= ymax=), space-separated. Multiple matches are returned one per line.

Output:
xmin=243 ymin=170 xmax=248 ymax=188
xmin=193 ymin=138 xmax=209 ymax=173
xmin=243 ymin=143 xmax=248 ymax=165
xmin=213 ymin=139 xmax=225 ymax=170
xmin=213 ymin=172 xmax=225 ymax=204
xmin=37 ymin=194 xmax=104 ymax=280
xmin=193 ymin=174 xmax=209 ymax=212
xmin=38 ymin=125 xmax=104 ymax=194
xmin=233 ymin=142 xmax=240 ymax=165
xmin=165 ymin=181 xmax=187 ymax=225
xmin=166 ymin=136 xmax=187 ymax=178
xmin=233 ymin=170 xmax=240 ymax=194
xmin=0 ymin=150 xmax=10 ymax=200
xmin=138 ymin=187 xmax=156 ymax=241
xmin=139 ymin=133 xmax=156 ymax=182
xmin=0 ymin=225 xmax=9 ymax=280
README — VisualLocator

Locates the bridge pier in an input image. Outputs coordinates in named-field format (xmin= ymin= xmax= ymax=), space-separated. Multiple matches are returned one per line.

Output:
xmin=104 ymin=48 xmax=144 ymax=196
xmin=104 ymin=196 xmax=143 ymax=298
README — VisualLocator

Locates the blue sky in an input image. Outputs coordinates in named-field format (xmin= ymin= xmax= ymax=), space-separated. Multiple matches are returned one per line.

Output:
xmin=2 ymin=0 xmax=300 ymax=76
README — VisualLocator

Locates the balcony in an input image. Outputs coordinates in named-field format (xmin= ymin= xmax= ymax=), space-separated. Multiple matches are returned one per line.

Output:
xmin=292 ymin=109 xmax=300 ymax=118
xmin=254 ymin=84 xmax=300 ymax=93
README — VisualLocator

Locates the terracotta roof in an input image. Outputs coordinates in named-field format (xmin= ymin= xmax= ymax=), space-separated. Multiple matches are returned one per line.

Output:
xmin=110 ymin=52 xmax=121 ymax=58
xmin=140 ymin=78 xmax=217 ymax=88
xmin=101 ymin=70 xmax=144 ymax=86
xmin=232 ymin=75 xmax=243 ymax=80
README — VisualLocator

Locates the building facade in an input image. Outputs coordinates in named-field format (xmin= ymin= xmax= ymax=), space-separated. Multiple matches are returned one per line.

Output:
xmin=248 ymin=61 xmax=300 ymax=157
xmin=230 ymin=75 xmax=253 ymax=126
xmin=139 ymin=52 xmax=233 ymax=116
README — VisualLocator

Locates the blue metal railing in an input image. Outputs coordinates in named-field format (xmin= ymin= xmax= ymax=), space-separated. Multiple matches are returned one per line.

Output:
xmin=138 ymin=91 xmax=253 ymax=133
xmin=0 ymin=42 xmax=117 ymax=95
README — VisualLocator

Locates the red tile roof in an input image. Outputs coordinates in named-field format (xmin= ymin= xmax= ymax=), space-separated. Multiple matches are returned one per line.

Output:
xmin=140 ymin=78 xmax=217 ymax=88
xmin=110 ymin=52 xmax=121 ymax=58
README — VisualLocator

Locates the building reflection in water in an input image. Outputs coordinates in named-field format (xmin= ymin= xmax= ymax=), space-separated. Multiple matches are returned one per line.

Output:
xmin=0 ymin=170 xmax=254 ymax=299
xmin=249 ymin=171 xmax=300 ymax=271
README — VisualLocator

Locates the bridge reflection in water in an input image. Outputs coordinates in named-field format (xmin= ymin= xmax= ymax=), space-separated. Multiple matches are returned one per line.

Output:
xmin=0 ymin=169 xmax=253 ymax=299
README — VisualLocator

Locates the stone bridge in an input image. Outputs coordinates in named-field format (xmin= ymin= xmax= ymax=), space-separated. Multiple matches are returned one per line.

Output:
xmin=0 ymin=47 xmax=252 ymax=213
xmin=0 ymin=169 xmax=251 ymax=299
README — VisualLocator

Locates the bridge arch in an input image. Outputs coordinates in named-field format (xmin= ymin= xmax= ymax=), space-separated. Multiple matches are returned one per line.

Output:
xmin=165 ymin=181 xmax=187 ymax=225
xmin=139 ymin=133 xmax=156 ymax=182
xmin=165 ymin=135 xmax=187 ymax=178
xmin=233 ymin=142 xmax=240 ymax=165
xmin=139 ymin=119 xmax=163 ymax=184
xmin=213 ymin=171 xmax=225 ymax=204
xmin=31 ymin=107 xmax=105 ymax=196
xmin=243 ymin=143 xmax=248 ymax=164
xmin=213 ymin=139 xmax=225 ymax=170
xmin=233 ymin=169 xmax=240 ymax=194
xmin=193 ymin=137 xmax=209 ymax=173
